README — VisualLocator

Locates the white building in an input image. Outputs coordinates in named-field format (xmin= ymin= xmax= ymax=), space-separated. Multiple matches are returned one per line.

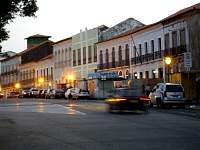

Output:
xmin=53 ymin=37 xmax=72 ymax=88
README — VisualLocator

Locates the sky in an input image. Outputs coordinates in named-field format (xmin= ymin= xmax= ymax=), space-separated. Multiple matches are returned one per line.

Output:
xmin=1 ymin=0 xmax=200 ymax=53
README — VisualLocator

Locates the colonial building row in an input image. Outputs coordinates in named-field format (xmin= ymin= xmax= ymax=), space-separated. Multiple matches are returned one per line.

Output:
xmin=0 ymin=2 xmax=200 ymax=100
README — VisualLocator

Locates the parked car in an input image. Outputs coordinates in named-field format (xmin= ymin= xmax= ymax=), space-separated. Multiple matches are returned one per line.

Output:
xmin=30 ymin=88 xmax=39 ymax=98
xmin=65 ymin=88 xmax=79 ymax=99
xmin=21 ymin=89 xmax=31 ymax=98
xmin=45 ymin=89 xmax=54 ymax=99
xmin=105 ymin=88 xmax=150 ymax=113
xmin=49 ymin=89 xmax=65 ymax=99
xmin=40 ymin=89 xmax=47 ymax=98
xmin=149 ymin=83 xmax=185 ymax=108
xmin=7 ymin=92 xmax=20 ymax=98
xmin=78 ymin=89 xmax=90 ymax=99
xmin=0 ymin=92 xmax=4 ymax=98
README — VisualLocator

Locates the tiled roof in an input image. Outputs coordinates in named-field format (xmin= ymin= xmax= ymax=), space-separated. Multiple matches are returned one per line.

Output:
xmin=25 ymin=34 xmax=51 ymax=39
xmin=161 ymin=2 xmax=200 ymax=22
xmin=53 ymin=37 xmax=72 ymax=45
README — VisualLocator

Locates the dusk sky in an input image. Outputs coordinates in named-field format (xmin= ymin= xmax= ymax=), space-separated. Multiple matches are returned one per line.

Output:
xmin=1 ymin=0 xmax=200 ymax=53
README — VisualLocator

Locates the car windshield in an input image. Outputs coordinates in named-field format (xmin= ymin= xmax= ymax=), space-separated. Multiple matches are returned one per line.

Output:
xmin=166 ymin=85 xmax=183 ymax=92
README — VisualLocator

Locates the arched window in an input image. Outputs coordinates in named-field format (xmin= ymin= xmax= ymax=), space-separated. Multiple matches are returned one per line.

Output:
xmin=125 ymin=44 xmax=129 ymax=65
xmin=118 ymin=71 xmax=123 ymax=77
xmin=112 ymin=47 xmax=115 ymax=67
xmin=118 ymin=46 xmax=122 ymax=66
xmin=99 ymin=50 xmax=103 ymax=69
xmin=125 ymin=70 xmax=129 ymax=79
xmin=105 ymin=49 xmax=109 ymax=68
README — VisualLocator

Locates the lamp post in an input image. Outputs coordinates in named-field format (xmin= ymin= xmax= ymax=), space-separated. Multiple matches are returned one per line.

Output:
xmin=164 ymin=57 xmax=172 ymax=83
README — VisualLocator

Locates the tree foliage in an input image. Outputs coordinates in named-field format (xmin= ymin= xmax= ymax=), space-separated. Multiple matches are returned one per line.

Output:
xmin=0 ymin=0 xmax=38 ymax=43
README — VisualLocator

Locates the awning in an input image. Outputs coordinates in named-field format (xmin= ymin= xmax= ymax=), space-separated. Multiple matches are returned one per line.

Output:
xmin=88 ymin=72 xmax=125 ymax=81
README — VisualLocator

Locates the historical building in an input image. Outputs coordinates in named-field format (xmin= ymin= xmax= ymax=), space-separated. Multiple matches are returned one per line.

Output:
xmin=19 ymin=34 xmax=53 ymax=89
xmin=97 ymin=3 xmax=200 ymax=100
xmin=53 ymin=37 xmax=72 ymax=88
xmin=0 ymin=54 xmax=21 ymax=94
xmin=71 ymin=26 xmax=108 ymax=89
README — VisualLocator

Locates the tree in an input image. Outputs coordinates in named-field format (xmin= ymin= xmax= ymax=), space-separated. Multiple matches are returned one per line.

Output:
xmin=0 ymin=0 xmax=38 ymax=43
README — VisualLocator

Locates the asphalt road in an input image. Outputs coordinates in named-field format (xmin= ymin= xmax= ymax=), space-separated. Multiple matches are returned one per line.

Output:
xmin=0 ymin=98 xmax=200 ymax=150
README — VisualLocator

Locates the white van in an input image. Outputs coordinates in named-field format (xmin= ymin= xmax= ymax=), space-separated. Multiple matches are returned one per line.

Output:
xmin=149 ymin=83 xmax=185 ymax=108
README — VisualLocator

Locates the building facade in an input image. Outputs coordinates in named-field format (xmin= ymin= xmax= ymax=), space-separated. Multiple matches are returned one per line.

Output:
xmin=97 ymin=3 xmax=200 ymax=99
xmin=0 ymin=54 xmax=21 ymax=94
xmin=19 ymin=35 xmax=53 ymax=89
xmin=71 ymin=26 xmax=107 ymax=89
xmin=53 ymin=37 xmax=72 ymax=88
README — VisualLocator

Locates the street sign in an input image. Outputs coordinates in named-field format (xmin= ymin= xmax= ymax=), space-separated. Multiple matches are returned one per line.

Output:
xmin=184 ymin=52 xmax=192 ymax=68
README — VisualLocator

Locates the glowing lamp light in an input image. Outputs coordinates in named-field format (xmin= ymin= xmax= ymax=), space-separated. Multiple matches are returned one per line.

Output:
xmin=15 ymin=83 xmax=20 ymax=89
xmin=165 ymin=57 xmax=172 ymax=65
xmin=67 ymin=74 xmax=74 ymax=81
xmin=38 ymin=78 xmax=44 ymax=83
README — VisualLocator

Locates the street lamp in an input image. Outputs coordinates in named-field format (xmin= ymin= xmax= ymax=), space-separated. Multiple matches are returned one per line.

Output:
xmin=38 ymin=77 xmax=44 ymax=88
xmin=15 ymin=83 xmax=20 ymax=89
xmin=164 ymin=57 xmax=172 ymax=83
xmin=67 ymin=74 xmax=75 ymax=87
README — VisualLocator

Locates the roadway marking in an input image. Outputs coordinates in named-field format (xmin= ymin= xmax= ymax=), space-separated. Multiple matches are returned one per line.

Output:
xmin=0 ymin=102 xmax=86 ymax=115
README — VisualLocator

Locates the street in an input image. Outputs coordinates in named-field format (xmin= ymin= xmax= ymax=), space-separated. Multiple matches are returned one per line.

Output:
xmin=0 ymin=98 xmax=200 ymax=150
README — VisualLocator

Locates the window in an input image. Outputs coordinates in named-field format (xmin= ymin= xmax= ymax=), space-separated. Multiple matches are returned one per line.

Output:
xmin=118 ymin=46 xmax=122 ymax=66
xmin=83 ymin=47 xmax=86 ymax=64
xmin=112 ymin=47 xmax=115 ymax=67
xmin=65 ymin=48 xmax=68 ymax=62
xmin=46 ymin=68 xmax=49 ymax=80
xmin=152 ymin=70 xmax=156 ymax=79
xmin=88 ymin=46 xmax=92 ymax=63
xmin=158 ymin=68 xmax=163 ymax=78
xmin=93 ymin=45 xmax=97 ymax=62
xmin=151 ymin=40 xmax=154 ymax=59
xmin=125 ymin=44 xmax=129 ymax=65
xmin=36 ymin=70 xmax=38 ymax=79
xmin=172 ymin=31 xmax=177 ymax=55
xmin=145 ymin=42 xmax=148 ymax=55
xmin=73 ymin=50 xmax=76 ymax=66
xmin=51 ymin=67 xmax=53 ymax=80
xmin=180 ymin=28 xmax=186 ymax=46
xmin=139 ymin=72 xmax=143 ymax=79
xmin=139 ymin=44 xmax=142 ymax=56
xmin=44 ymin=69 xmax=46 ymax=78
xmin=78 ymin=49 xmax=81 ymax=65
xmin=145 ymin=71 xmax=149 ymax=79
xmin=118 ymin=71 xmax=123 ymax=77
xmin=158 ymin=38 xmax=162 ymax=57
xmin=40 ymin=69 xmax=43 ymax=77
xmin=69 ymin=47 xmax=71 ymax=66
xmin=105 ymin=49 xmax=109 ymax=68
xmin=180 ymin=28 xmax=186 ymax=52
xmin=134 ymin=72 xmax=138 ymax=79
xmin=164 ymin=33 xmax=170 ymax=49
xmin=172 ymin=31 xmax=177 ymax=48
xmin=99 ymin=50 xmax=103 ymax=67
